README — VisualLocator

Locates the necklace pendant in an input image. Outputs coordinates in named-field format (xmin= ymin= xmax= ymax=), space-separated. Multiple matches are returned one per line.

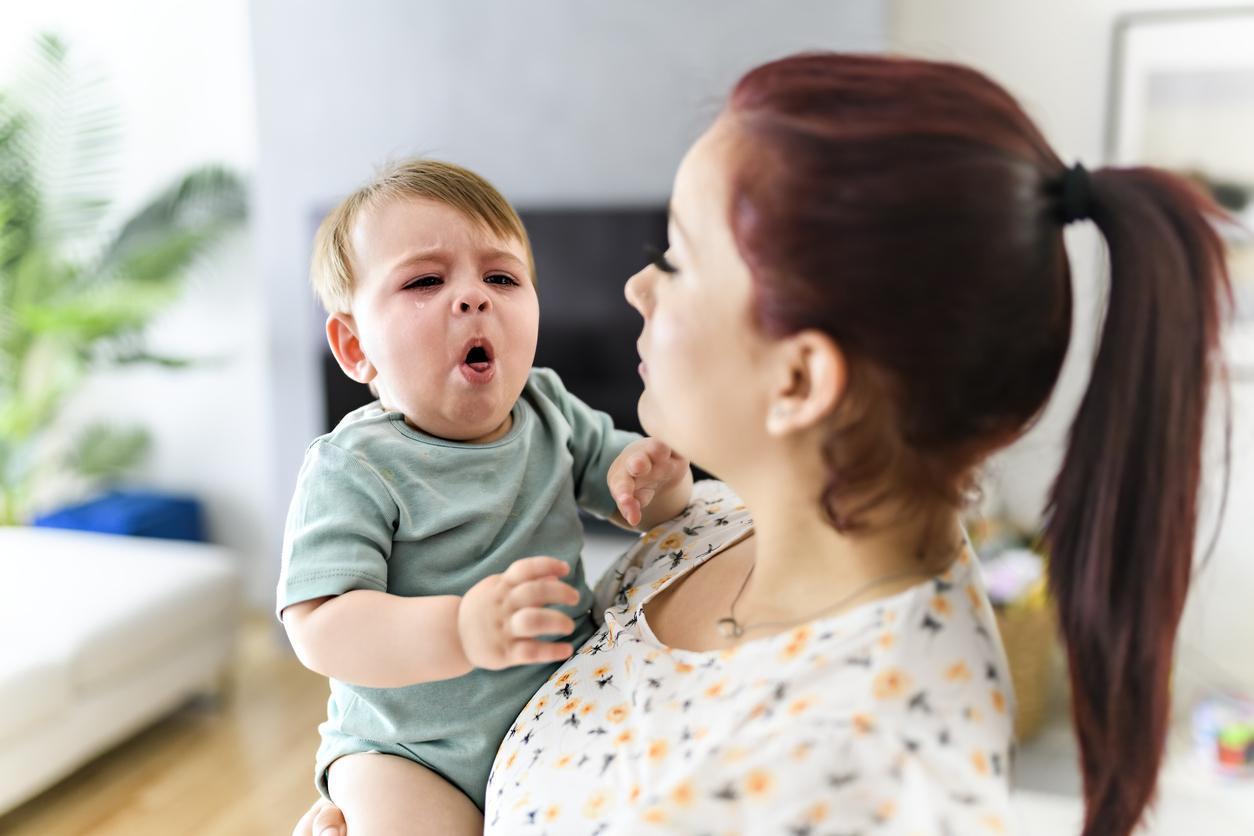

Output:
xmin=716 ymin=618 xmax=743 ymax=639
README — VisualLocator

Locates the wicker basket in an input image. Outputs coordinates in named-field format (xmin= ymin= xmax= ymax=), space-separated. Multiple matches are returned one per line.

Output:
xmin=993 ymin=600 xmax=1057 ymax=742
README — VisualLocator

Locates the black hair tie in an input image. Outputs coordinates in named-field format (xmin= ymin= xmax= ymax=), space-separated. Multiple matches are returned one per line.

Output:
xmin=1058 ymin=162 xmax=1092 ymax=225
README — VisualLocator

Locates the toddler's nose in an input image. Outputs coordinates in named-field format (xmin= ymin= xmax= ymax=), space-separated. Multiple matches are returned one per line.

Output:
xmin=454 ymin=289 xmax=490 ymax=314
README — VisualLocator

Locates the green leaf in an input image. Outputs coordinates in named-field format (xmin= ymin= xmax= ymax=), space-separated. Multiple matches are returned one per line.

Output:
xmin=15 ymin=280 xmax=178 ymax=342
xmin=67 ymin=423 xmax=150 ymax=480
xmin=10 ymin=31 xmax=120 ymax=247
xmin=99 ymin=165 xmax=246 ymax=283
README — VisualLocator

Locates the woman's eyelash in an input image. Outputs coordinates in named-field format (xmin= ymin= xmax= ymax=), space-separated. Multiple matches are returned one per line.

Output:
xmin=644 ymin=244 xmax=677 ymax=274
xmin=485 ymin=274 xmax=519 ymax=286
xmin=403 ymin=275 xmax=441 ymax=289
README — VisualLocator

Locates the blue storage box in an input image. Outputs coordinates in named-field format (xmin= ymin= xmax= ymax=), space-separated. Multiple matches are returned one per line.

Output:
xmin=33 ymin=490 xmax=206 ymax=542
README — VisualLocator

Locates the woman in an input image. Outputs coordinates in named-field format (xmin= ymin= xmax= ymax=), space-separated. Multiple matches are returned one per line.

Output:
xmin=296 ymin=52 xmax=1231 ymax=836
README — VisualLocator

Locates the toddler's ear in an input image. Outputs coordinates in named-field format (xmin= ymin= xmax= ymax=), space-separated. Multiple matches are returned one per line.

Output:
xmin=326 ymin=313 xmax=377 ymax=385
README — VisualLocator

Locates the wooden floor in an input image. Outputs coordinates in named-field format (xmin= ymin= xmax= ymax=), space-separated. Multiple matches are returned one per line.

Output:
xmin=0 ymin=615 xmax=330 ymax=836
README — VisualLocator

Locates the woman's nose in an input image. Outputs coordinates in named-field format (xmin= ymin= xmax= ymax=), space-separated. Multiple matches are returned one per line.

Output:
xmin=624 ymin=266 xmax=651 ymax=314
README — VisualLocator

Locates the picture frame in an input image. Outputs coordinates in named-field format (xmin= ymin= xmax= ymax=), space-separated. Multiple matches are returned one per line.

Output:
xmin=1106 ymin=7 xmax=1254 ymax=375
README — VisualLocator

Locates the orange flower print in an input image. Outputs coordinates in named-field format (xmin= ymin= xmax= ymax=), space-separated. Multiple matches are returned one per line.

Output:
xmin=628 ymin=783 xmax=642 ymax=804
xmin=787 ymin=696 xmax=815 ymax=716
xmin=744 ymin=768 xmax=774 ymax=798
xmin=674 ymin=661 xmax=694 ymax=674
xmin=791 ymin=741 xmax=813 ymax=761
xmin=972 ymin=750 xmax=989 ymax=775
xmin=582 ymin=790 xmax=612 ymax=818
xmin=555 ymin=754 xmax=574 ymax=769
xmin=705 ymin=504 xmax=722 ymax=514
xmin=544 ymin=804 xmax=561 ymax=822
xmin=780 ymin=640 xmax=807 ymax=662
xmin=606 ymin=703 xmax=630 ymax=724
xmin=558 ymin=699 xmax=580 ymax=715
xmin=853 ymin=713 xmax=876 ymax=735
xmin=884 ymin=609 xmax=898 ymax=624
xmin=878 ymin=632 xmax=895 ymax=650
xmin=660 ymin=533 xmax=684 ymax=551
xmin=580 ymin=702 xmax=596 ymax=717
xmin=650 ymin=573 xmax=674 ymax=591
xmin=642 ymin=806 xmax=667 ymax=825
xmin=614 ymin=729 xmax=635 ymax=746
xmin=806 ymin=801 xmax=829 ymax=824
xmin=789 ymin=625 xmax=814 ymax=645
xmin=931 ymin=595 xmax=952 ymax=616
xmin=704 ymin=679 xmax=728 ymax=699
xmin=647 ymin=739 xmax=669 ymax=761
xmin=959 ymin=545 xmax=973 ymax=565
xmin=693 ymin=727 xmax=709 ymax=741
xmin=534 ymin=696 xmax=549 ymax=711
xmin=967 ymin=584 xmax=982 ymax=610
xmin=749 ymin=702 xmax=768 ymax=720
xmin=983 ymin=814 xmax=1008 ymax=833
xmin=670 ymin=780 xmax=695 ymax=807
xmin=991 ymin=689 xmax=1007 ymax=714
xmin=593 ymin=666 xmax=611 ymax=679
xmin=642 ymin=526 xmax=664 ymax=544
xmin=506 ymin=749 xmax=519 ymax=769
xmin=945 ymin=661 xmax=972 ymax=682
xmin=554 ymin=671 xmax=574 ymax=687
xmin=875 ymin=800 xmax=897 ymax=822
xmin=872 ymin=667 xmax=911 ymax=700
xmin=723 ymin=746 xmax=749 ymax=763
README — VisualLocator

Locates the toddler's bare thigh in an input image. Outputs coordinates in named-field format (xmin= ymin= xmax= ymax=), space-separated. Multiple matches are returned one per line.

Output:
xmin=327 ymin=752 xmax=483 ymax=836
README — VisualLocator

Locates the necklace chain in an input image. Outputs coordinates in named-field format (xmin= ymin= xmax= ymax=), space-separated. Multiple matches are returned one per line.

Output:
xmin=715 ymin=540 xmax=960 ymax=639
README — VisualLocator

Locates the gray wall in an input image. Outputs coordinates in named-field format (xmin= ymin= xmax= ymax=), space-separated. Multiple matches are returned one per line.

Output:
xmin=248 ymin=0 xmax=887 ymax=606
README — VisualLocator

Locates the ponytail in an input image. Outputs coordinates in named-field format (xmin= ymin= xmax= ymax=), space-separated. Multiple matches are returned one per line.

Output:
xmin=1044 ymin=166 xmax=1233 ymax=836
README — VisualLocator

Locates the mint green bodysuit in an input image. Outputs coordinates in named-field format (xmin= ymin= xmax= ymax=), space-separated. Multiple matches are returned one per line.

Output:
xmin=277 ymin=368 xmax=638 ymax=808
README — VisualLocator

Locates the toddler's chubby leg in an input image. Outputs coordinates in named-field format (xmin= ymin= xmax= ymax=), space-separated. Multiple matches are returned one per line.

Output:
xmin=327 ymin=752 xmax=483 ymax=835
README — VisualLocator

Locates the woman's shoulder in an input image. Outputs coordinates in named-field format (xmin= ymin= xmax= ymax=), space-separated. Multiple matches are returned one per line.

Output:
xmin=815 ymin=548 xmax=1015 ymax=756
xmin=633 ymin=481 xmax=750 ymax=574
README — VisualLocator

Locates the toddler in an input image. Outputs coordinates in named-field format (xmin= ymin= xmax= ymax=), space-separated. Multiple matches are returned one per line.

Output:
xmin=277 ymin=159 xmax=692 ymax=833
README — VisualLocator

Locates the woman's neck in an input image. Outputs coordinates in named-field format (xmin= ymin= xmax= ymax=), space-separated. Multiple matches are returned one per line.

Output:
xmin=722 ymin=474 xmax=962 ymax=627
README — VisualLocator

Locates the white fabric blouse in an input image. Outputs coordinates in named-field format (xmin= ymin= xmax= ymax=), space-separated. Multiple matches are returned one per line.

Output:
xmin=484 ymin=480 xmax=1014 ymax=835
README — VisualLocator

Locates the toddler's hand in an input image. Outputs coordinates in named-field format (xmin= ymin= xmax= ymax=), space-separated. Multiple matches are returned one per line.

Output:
xmin=609 ymin=438 xmax=690 ymax=527
xmin=458 ymin=556 xmax=580 ymax=670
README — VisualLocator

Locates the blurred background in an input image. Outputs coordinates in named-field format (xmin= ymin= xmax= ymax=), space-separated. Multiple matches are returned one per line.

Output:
xmin=0 ymin=1 xmax=1251 ymax=833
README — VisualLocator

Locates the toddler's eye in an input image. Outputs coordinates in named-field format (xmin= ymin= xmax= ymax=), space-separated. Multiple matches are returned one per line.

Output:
xmin=485 ymin=273 xmax=519 ymax=286
xmin=644 ymin=244 xmax=678 ymax=275
xmin=403 ymin=275 xmax=442 ymax=290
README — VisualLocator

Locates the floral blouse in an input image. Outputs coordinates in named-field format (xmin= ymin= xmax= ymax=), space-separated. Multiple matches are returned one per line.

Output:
xmin=484 ymin=480 xmax=1014 ymax=835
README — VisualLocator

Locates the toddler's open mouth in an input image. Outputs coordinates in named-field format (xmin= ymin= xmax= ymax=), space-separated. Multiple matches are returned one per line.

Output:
xmin=459 ymin=338 xmax=496 ymax=384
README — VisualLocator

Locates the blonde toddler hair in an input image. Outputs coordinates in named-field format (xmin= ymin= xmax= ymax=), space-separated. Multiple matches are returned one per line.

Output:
xmin=310 ymin=158 xmax=535 ymax=314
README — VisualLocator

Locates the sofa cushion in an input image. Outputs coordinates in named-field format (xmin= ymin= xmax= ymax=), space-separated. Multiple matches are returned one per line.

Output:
xmin=0 ymin=526 xmax=239 ymax=693
xmin=0 ymin=641 xmax=71 ymax=743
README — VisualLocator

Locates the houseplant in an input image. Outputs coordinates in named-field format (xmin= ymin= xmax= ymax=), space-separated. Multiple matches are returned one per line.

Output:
xmin=0 ymin=33 xmax=247 ymax=525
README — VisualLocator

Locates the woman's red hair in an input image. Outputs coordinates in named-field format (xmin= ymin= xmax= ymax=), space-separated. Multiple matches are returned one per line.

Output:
xmin=726 ymin=53 xmax=1233 ymax=836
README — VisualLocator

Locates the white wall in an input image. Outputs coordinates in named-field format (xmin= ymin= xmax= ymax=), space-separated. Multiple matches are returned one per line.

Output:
xmin=1 ymin=3 xmax=271 ymax=600
xmin=888 ymin=0 xmax=1254 ymax=700
xmin=249 ymin=0 xmax=887 ymax=607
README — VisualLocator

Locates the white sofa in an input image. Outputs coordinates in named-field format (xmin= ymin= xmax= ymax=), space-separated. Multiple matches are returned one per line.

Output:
xmin=0 ymin=525 xmax=240 ymax=815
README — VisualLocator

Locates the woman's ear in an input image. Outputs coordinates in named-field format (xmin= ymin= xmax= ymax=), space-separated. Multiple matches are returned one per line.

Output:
xmin=765 ymin=330 xmax=846 ymax=437
xmin=326 ymin=313 xmax=377 ymax=385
